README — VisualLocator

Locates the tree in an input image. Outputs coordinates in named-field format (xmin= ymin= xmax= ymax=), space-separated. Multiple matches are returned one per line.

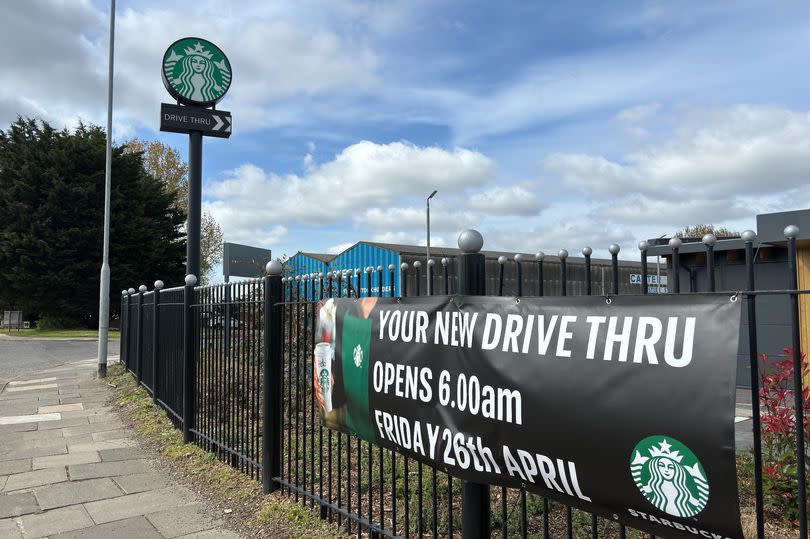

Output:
xmin=124 ymin=139 xmax=224 ymax=282
xmin=675 ymin=224 xmax=740 ymax=239
xmin=0 ymin=118 xmax=186 ymax=327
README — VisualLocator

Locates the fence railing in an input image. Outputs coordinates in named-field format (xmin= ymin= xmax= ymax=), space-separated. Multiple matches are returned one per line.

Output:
xmin=119 ymin=227 xmax=809 ymax=539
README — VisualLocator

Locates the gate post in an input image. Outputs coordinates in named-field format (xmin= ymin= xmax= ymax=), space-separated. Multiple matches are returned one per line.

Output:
xmin=457 ymin=229 xmax=490 ymax=539
xmin=152 ymin=280 xmax=164 ymax=405
xmin=136 ymin=285 xmax=147 ymax=383
xmin=263 ymin=260 xmax=284 ymax=493
xmin=182 ymin=274 xmax=197 ymax=444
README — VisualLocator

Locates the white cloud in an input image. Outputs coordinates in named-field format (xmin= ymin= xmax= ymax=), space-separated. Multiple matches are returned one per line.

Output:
xmin=356 ymin=206 xmax=479 ymax=232
xmin=206 ymin=140 xmax=495 ymax=245
xmin=543 ymin=105 xmax=810 ymax=224
xmin=615 ymin=103 xmax=660 ymax=124
xmin=0 ymin=1 xmax=380 ymax=133
xmin=467 ymin=185 xmax=544 ymax=216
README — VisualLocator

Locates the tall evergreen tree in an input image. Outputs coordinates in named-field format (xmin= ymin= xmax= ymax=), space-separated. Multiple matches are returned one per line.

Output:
xmin=0 ymin=118 xmax=185 ymax=327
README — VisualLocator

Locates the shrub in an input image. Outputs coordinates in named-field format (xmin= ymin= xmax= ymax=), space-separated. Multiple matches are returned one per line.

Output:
xmin=757 ymin=349 xmax=809 ymax=522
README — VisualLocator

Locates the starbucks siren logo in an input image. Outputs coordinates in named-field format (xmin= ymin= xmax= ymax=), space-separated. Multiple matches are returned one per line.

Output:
xmin=630 ymin=435 xmax=709 ymax=518
xmin=162 ymin=37 xmax=232 ymax=107
xmin=353 ymin=344 xmax=363 ymax=367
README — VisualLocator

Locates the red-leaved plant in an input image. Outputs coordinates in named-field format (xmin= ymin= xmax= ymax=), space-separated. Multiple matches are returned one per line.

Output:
xmin=758 ymin=349 xmax=809 ymax=522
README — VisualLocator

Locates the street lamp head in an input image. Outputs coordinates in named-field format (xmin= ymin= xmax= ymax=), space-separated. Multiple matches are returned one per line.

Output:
xmin=428 ymin=190 xmax=438 ymax=200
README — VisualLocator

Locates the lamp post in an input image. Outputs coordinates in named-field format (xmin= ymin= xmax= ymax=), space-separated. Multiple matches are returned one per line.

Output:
xmin=96 ymin=0 xmax=116 ymax=378
xmin=426 ymin=190 xmax=437 ymax=294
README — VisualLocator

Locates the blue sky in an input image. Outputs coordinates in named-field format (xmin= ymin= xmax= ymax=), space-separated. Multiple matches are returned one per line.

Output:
xmin=4 ymin=0 xmax=810 ymax=278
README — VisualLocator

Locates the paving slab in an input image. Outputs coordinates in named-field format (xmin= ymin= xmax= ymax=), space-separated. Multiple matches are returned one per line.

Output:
xmin=0 ymin=476 xmax=6 ymax=491
xmin=68 ymin=459 xmax=151 ymax=481
xmin=34 ymin=477 xmax=123 ymax=510
xmin=113 ymin=472 xmax=168 ymax=494
xmin=0 ymin=459 xmax=31 ymax=476
xmin=36 ymin=418 xmax=89 ymax=431
xmin=61 ymin=422 xmax=118 ymax=437
xmin=90 ymin=430 xmax=131 ymax=442
xmin=0 ymin=517 xmax=22 ymax=538
xmin=33 ymin=452 xmax=99 ymax=470
xmin=0 ymin=443 xmax=67 ymax=461
xmin=98 ymin=447 xmax=146 ymax=462
xmin=0 ymin=491 xmax=40 ymax=518
xmin=51 ymin=515 xmax=162 ymax=539
xmin=145 ymin=504 xmax=218 ymax=538
xmin=3 ymin=467 xmax=67 ymax=492
xmin=38 ymin=403 xmax=84 ymax=414
xmin=0 ymin=413 xmax=61 ymax=427
xmin=17 ymin=505 xmax=94 ymax=538
xmin=82 ymin=487 xmax=191 ymax=524
xmin=68 ymin=440 xmax=132 ymax=453
xmin=0 ymin=424 xmax=37 ymax=434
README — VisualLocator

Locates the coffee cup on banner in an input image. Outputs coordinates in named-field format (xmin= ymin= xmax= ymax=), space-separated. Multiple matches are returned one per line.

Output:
xmin=314 ymin=342 xmax=333 ymax=412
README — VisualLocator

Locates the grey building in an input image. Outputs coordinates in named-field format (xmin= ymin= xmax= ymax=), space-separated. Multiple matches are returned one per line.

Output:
xmin=645 ymin=209 xmax=810 ymax=388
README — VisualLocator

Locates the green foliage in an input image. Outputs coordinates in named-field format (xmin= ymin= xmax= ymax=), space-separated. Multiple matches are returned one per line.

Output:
xmin=0 ymin=117 xmax=186 ymax=327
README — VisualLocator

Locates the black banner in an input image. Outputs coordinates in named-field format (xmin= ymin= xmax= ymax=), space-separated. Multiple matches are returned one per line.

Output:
xmin=313 ymin=295 xmax=743 ymax=538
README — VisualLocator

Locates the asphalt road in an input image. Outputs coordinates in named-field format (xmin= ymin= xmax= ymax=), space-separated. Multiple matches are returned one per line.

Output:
xmin=0 ymin=337 xmax=119 ymax=386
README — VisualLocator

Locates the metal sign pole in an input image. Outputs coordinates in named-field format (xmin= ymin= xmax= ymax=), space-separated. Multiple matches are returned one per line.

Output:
xmin=187 ymin=131 xmax=202 ymax=277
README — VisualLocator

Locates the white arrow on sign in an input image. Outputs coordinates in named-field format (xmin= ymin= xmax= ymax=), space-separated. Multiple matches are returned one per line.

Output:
xmin=212 ymin=114 xmax=224 ymax=131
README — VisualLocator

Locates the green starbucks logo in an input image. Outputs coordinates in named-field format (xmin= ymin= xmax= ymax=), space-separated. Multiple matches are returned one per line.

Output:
xmin=162 ymin=37 xmax=232 ymax=107
xmin=630 ymin=436 xmax=709 ymax=517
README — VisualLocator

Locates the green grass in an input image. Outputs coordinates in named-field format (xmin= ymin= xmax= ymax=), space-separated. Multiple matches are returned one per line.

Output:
xmin=2 ymin=328 xmax=120 ymax=338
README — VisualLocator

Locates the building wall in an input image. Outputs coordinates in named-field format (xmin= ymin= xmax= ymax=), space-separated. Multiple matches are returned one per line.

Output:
xmin=328 ymin=243 xmax=401 ymax=297
xmin=673 ymin=251 xmax=793 ymax=388
xmin=798 ymin=245 xmax=810 ymax=387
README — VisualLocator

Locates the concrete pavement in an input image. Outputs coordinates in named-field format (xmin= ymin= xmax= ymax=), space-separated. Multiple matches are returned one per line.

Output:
xmin=0 ymin=358 xmax=242 ymax=538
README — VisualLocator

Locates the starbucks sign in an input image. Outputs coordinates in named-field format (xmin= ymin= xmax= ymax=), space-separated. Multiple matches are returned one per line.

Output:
xmin=631 ymin=436 xmax=709 ymax=518
xmin=162 ymin=37 xmax=232 ymax=107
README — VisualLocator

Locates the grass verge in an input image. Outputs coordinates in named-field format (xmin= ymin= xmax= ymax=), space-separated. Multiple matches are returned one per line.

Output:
xmin=105 ymin=363 xmax=344 ymax=539
xmin=3 ymin=328 xmax=120 ymax=338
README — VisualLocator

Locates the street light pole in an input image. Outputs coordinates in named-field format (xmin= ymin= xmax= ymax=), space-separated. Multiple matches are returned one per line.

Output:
xmin=426 ymin=190 xmax=437 ymax=295
xmin=96 ymin=0 xmax=116 ymax=378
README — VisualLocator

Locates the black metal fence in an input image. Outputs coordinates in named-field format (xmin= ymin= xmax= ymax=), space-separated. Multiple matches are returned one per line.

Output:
xmin=119 ymin=228 xmax=809 ymax=539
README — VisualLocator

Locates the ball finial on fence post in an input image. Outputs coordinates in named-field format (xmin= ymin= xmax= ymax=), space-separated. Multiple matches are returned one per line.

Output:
xmin=184 ymin=274 xmax=198 ymax=287
xmin=638 ymin=241 xmax=648 ymax=251
xmin=741 ymin=230 xmax=756 ymax=243
xmin=558 ymin=249 xmax=568 ymax=259
xmin=138 ymin=285 xmax=147 ymax=293
xmin=265 ymin=260 xmax=282 ymax=276
xmin=784 ymin=225 xmax=800 ymax=238
xmin=128 ymin=288 xmax=136 ymax=295
xmin=581 ymin=246 xmax=592 ymax=257
xmin=668 ymin=237 xmax=682 ymax=250
xmin=702 ymin=234 xmax=717 ymax=247
xmin=608 ymin=243 xmax=621 ymax=256
xmin=458 ymin=229 xmax=483 ymax=253
xmin=154 ymin=280 xmax=164 ymax=290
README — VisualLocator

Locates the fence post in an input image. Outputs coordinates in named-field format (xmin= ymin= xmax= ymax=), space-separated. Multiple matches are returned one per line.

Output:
xmin=582 ymin=247 xmax=592 ymax=296
xmin=152 ymin=280 xmax=164 ymax=405
xmin=609 ymin=244 xmax=620 ymax=295
xmin=136 ymin=284 xmax=146 ymax=383
xmin=263 ymin=260 xmax=284 ymax=493
xmin=457 ymin=229 xmax=490 ymax=539
xmin=785 ymin=225 xmax=807 ymax=535
xmin=120 ymin=290 xmax=128 ymax=368
xmin=182 ymin=274 xmax=197 ymax=444
xmin=702 ymin=234 xmax=716 ymax=292
xmin=669 ymin=237 xmax=682 ymax=293
xmin=127 ymin=288 xmax=135 ymax=371
xmin=638 ymin=242 xmax=649 ymax=294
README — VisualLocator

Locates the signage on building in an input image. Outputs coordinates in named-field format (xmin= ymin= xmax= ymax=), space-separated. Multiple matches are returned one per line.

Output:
xmin=223 ymin=242 xmax=273 ymax=279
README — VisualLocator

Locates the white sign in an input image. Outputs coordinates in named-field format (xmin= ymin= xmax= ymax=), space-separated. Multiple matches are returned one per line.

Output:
xmin=629 ymin=274 xmax=667 ymax=285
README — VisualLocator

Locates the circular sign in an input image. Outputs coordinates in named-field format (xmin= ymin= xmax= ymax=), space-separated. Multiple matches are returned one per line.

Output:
xmin=630 ymin=435 xmax=709 ymax=518
xmin=162 ymin=37 xmax=232 ymax=107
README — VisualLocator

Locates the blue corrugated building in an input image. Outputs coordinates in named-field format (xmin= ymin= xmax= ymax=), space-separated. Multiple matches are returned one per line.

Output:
xmin=284 ymin=241 xmax=648 ymax=298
